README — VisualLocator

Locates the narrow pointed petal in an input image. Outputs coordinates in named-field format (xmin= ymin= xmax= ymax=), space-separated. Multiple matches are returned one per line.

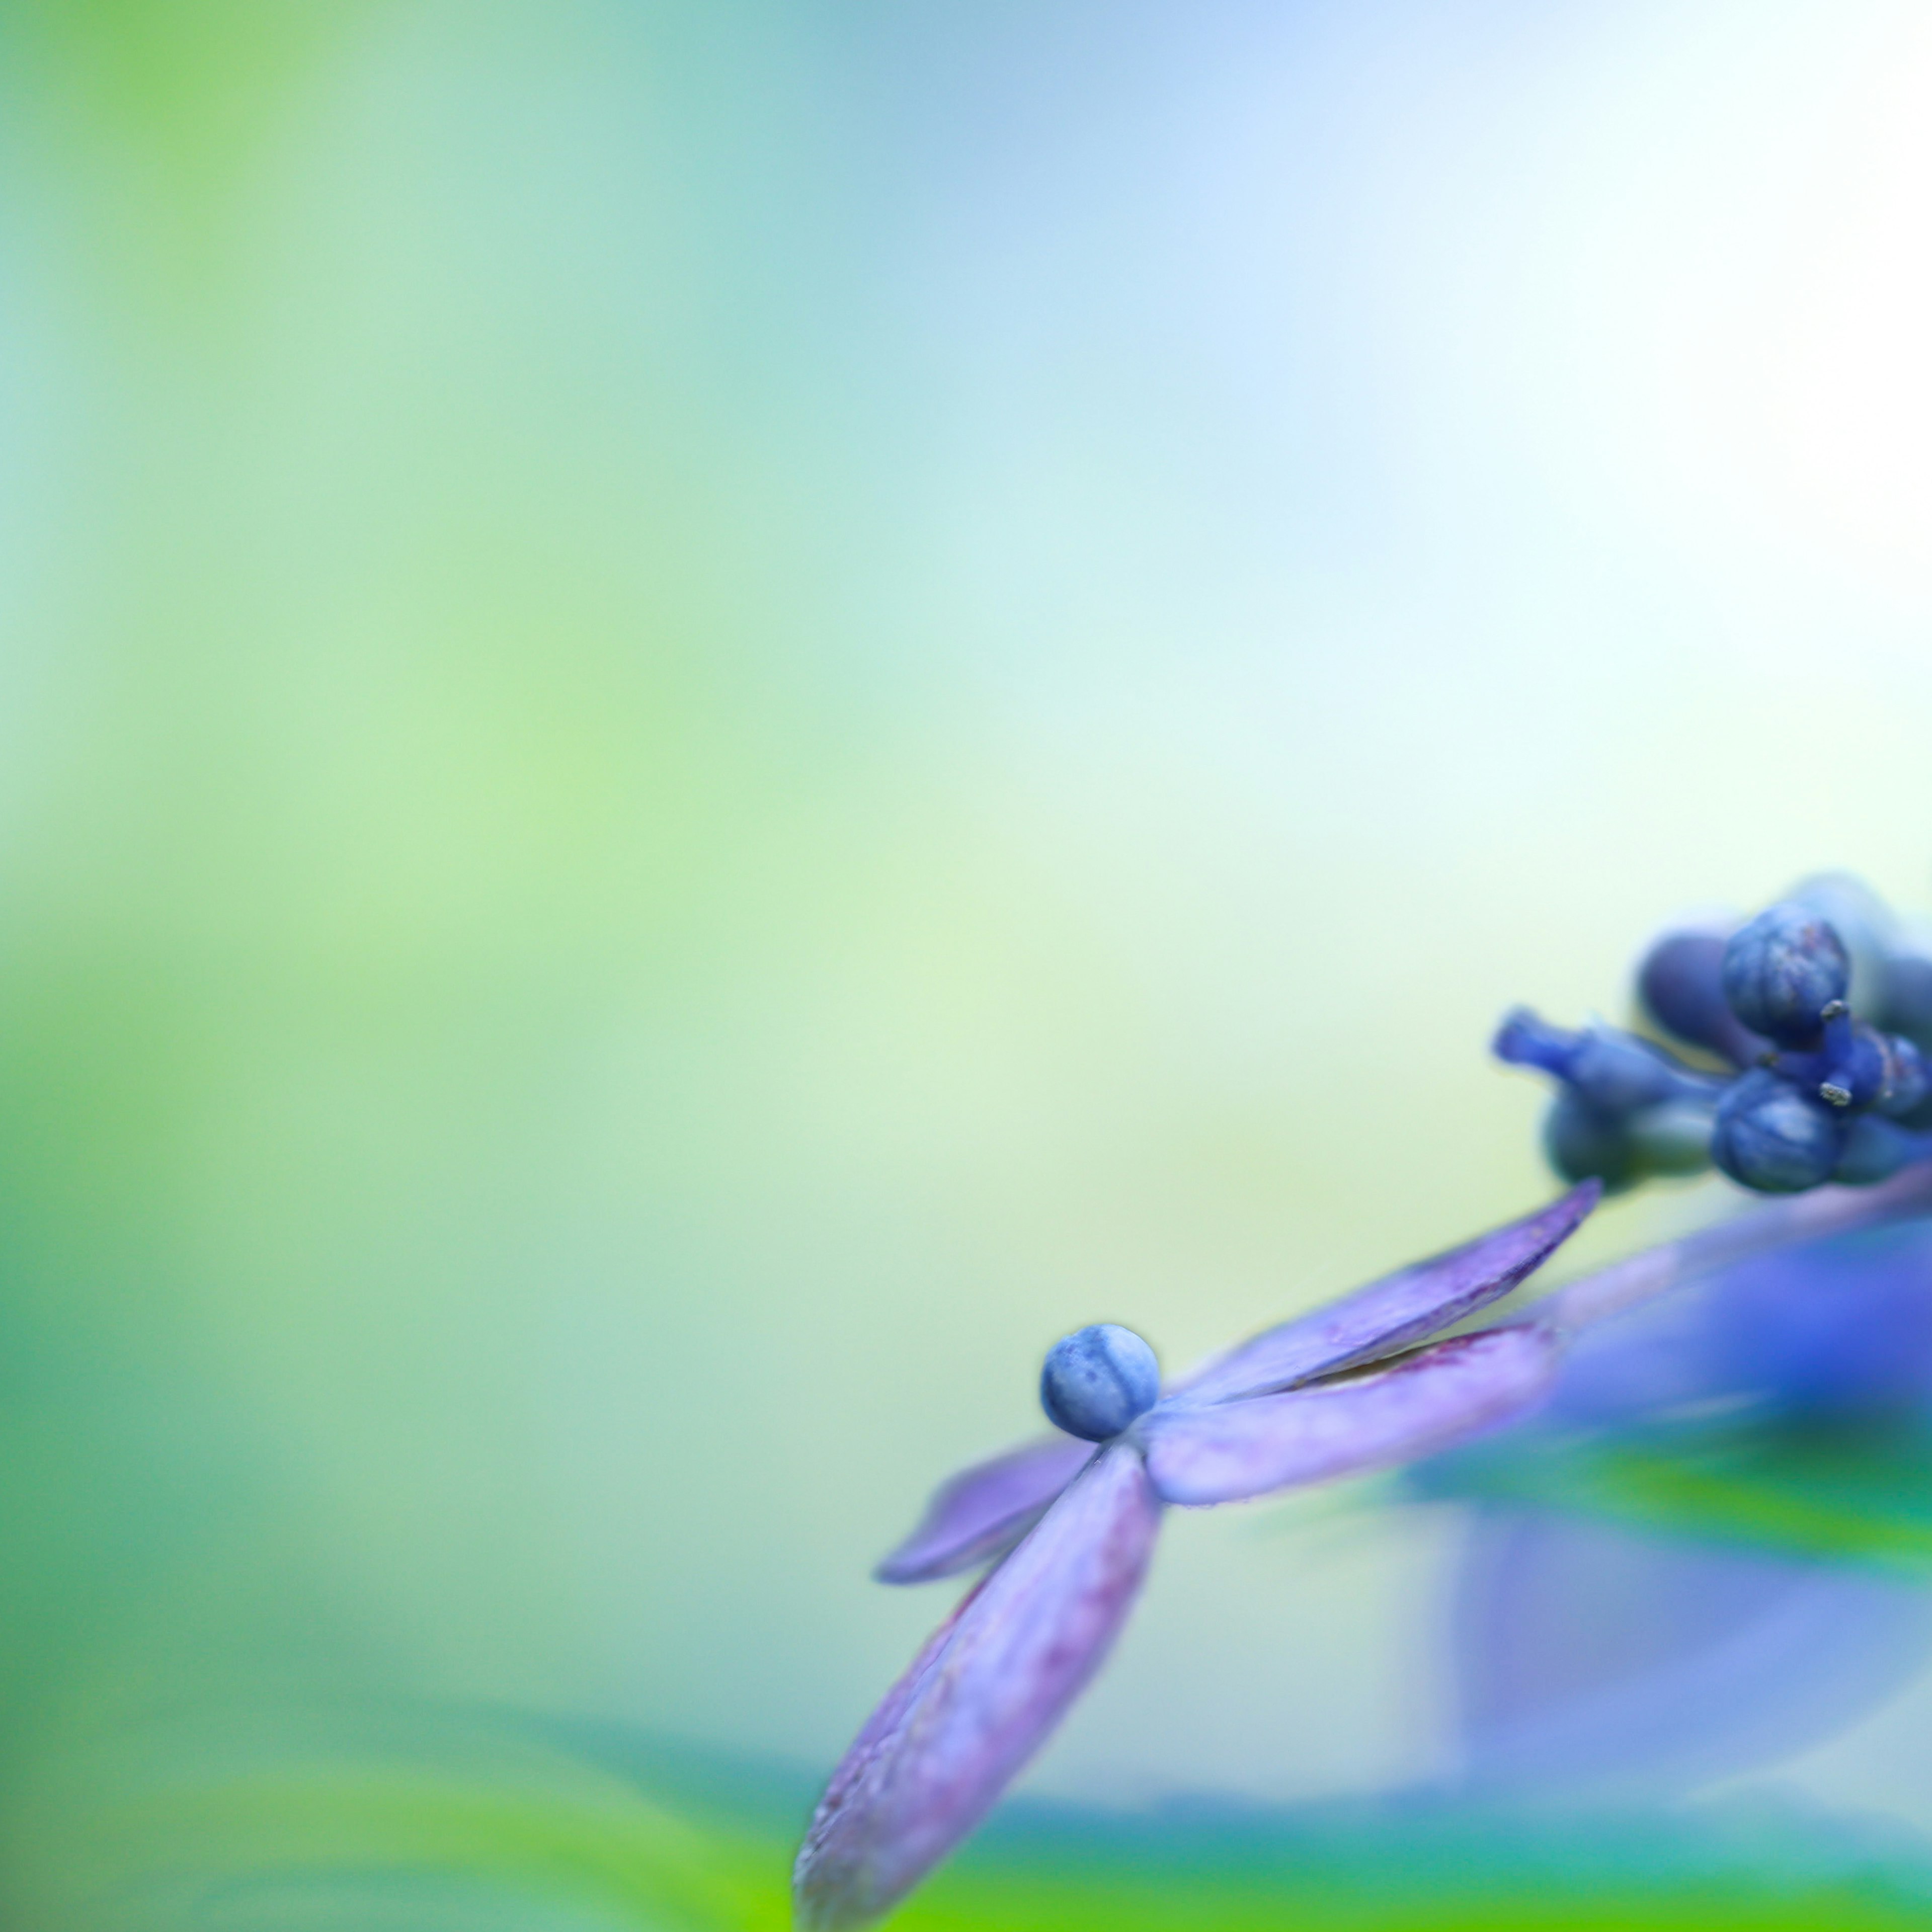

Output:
xmin=1143 ymin=1326 xmax=1560 ymax=1505
xmin=874 ymin=1435 xmax=1096 ymax=1584
xmin=794 ymin=1443 xmax=1161 ymax=1931
xmin=1175 ymin=1183 xmax=1598 ymax=1405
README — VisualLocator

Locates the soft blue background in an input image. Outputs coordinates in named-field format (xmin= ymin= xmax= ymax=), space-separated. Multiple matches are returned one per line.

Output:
xmin=3 ymin=0 xmax=1932 ymax=1886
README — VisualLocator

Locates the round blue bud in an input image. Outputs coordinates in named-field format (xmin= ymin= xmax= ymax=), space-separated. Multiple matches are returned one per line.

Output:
xmin=1636 ymin=929 xmax=1764 ymax=1066
xmin=1040 ymin=1324 xmax=1160 ymax=1441
xmin=1881 ymin=1034 xmax=1931 ymax=1121
xmin=1879 ymin=950 xmax=1932 ymax=1050
xmin=1710 ymin=1069 xmax=1846 ymax=1193
xmin=1786 ymin=872 xmax=1895 ymax=1009
xmin=1720 ymin=905 xmax=1850 ymax=1046
xmin=1541 ymin=1091 xmax=1637 ymax=1192
xmin=1541 ymin=1091 xmax=1712 ymax=1192
xmin=1832 ymin=1115 xmax=1920 ymax=1187
xmin=1625 ymin=1097 xmax=1716 ymax=1177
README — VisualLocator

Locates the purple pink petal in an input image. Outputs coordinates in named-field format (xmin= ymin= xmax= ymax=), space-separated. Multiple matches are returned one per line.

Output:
xmin=794 ymin=1442 xmax=1162 ymax=1930
xmin=1142 ymin=1325 xmax=1562 ymax=1506
xmin=1174 ymin=1182 xmax=1598 ymax=1405
xmin=874 ymin=1434 xmax=1097 ymax=1584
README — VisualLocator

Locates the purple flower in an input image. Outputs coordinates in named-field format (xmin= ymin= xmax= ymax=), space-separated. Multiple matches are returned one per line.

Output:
xmin=792 ymin=1183 xmax=1601 ymax=1930
xmin=786 ymin=875 xmax=1932 ymax=1925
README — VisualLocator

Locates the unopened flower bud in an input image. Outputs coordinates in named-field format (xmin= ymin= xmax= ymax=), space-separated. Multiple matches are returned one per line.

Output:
xmin=1710 ymin=1068 xmax=1846 ymax=1193
xmin=1636 ymin=929 xmax=1763 ymax=1066
xmin=1625 ymin=1097 xmax=1716 ymax=1177
xmin=1040 ymin=1324 xmax=1160 ymax=1441
xmin=1541 ymin=1092 xmax=1712 ymax=1192
xmin=1831 ymin=1115 xmax=1924 ymax=1187
xmin=1880 ymin=1035 xmax=1931 ymax=1120
xmin=1880 ymin=950 xmax=1932 ymax=1050
xmin=1493 ymin=1010 xmax=1707 ymax=1116
xmin=1786 ymin=872 xmax=1895 ymax=1009
xmin=1541 ymin=1091 xmax=1637 ymax=1192
xmin=1721 ymin=905 xmax=1850 ymax=1046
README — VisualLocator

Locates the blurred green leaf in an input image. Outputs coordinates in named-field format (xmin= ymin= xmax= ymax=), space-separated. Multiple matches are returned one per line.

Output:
xmin=21 ymin=1711 xmax=1932 ymax=1932
xmin=1422 ymin=1415 xmax=1932 ymax=1575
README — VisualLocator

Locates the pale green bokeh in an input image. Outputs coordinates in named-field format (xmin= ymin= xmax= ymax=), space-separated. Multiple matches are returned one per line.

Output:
xmin=4 ymin=2 xmax=1932 ymax=1918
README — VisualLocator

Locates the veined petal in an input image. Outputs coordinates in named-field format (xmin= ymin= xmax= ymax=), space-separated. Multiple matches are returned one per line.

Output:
xmin=874 ymin=1435 xmax=1096 ymax=1584
xmin=1143 ymin=1326 xmax=1560 ymax=1506
xmin=1175 ymin=1183 xmax=1597 ymax=1405
xmin=794 ymin=1443 xmax=1161 ymax=1931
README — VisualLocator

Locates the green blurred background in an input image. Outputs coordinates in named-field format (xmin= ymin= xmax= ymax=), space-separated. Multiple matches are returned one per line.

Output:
xmin=8 ymin=2 xmax=1932 ymax=1924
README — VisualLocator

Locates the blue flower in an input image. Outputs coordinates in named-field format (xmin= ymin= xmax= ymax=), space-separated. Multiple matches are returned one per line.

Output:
xmin=798 ymin=871 xmax=1932 ymax=1929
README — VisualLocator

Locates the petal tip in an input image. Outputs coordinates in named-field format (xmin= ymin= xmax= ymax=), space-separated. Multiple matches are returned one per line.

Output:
xmin=791 ymin=1854 xmax=874 ymax=1932
xmin=795 ymin=1446 xmax=1161 ymax=1926
xmin=869 ymin=1436 xmax=1093 ymax=1587
xmin=1563 ymin=1175 xmax=1606 ymax=1219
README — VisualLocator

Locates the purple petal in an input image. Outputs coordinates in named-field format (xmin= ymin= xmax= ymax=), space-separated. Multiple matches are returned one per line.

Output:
xmin=1174 ymin=1182 xmax=1598 ymax=1405
xmin=794 ymin=1443 xmax=1161 ymax=1931
xmin=874 ymin=1435 xmax=1097 ymax=1584
xmin=1143 ymin=1326 xmax=1560 ymax=1505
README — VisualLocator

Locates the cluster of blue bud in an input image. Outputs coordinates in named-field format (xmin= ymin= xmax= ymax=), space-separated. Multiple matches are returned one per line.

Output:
xmin=1496 ymin=875 xmax=1932 ymax=1196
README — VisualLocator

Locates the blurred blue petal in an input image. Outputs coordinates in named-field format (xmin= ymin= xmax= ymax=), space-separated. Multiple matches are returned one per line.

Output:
xmin=1702 ymin=1224 xmax=1932 ymax=1418
xmin=1549 ymin=1221 xmax=1932 ymax=1426
xmin=1453 ymin=1510 xmax=1932 ymax=1797
xmin=1435 ymin=1215 xmax=1932 ymax=1796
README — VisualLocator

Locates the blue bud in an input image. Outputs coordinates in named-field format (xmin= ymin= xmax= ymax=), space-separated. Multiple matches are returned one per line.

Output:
xmin=1720 ymin=904 xmax=1850 ymax=1046
xmin=1541 ymin=1091 xmax=1638 ymax=1192
xmin=1566 ymin=1029 xmax=1706 ymax=1115
xmin=1786 ymin=872 xmax=1895 ymax=1008
xmin=1540 ymin=1092 xmax=1712 ymax=1192
xmin=1636 ymin=929 xmax=1764 ymax=1066
xmin=1881 ymin=1035 xmax=1931 ymax=1121
xmin=1710 ymin=1068 xmax=1846 ymax=1193
xmin=1494 ymin=1009 xmax=1708 ymax=1116
xmin=1879 ymin=950 xmax=1932 ymax=1050
xmin=1040 ymin=1324 xmax=1160 ymax=1441
xmin=1832 ymin=1115 xmax=1924 ymax=1187
xmin=1625 ymin=1097 xmax=1716 ymax=1177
